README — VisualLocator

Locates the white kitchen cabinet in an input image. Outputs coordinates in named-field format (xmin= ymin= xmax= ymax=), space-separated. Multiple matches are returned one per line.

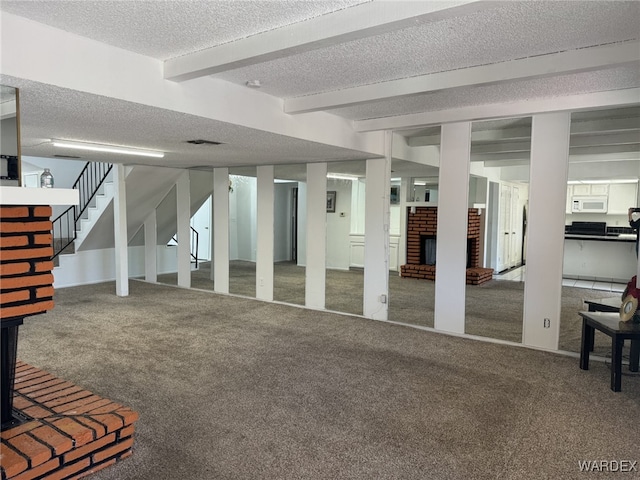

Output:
xmin=590 ymin=184 xmax=609 ymax=195
xmin=608 ymin=183 xmax=638 ymax=214
xmin=572 ymin=184 xmax=591 ymax=196
xmin=570 ymin=183 xmax=609 ymax=196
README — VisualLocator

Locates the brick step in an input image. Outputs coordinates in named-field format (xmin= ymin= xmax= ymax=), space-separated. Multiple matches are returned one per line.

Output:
xmin=0 ymin=362 xmax=138 ymax=480
xmin=400 ymin=265 xmax=494 ymax=285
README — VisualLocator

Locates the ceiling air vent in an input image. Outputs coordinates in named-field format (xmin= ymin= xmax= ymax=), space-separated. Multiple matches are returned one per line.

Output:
xmin=186 ymin=139 xmax=223 ymax=145
xmin=53 ymin=154 xmax=81 ymax=159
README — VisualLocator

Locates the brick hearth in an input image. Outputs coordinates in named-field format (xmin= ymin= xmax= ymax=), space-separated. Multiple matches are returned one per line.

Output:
xmin=400 ymin=207 xmax=493 ymax=285
xmin=0 ymin=362 xmax=138 ymax=480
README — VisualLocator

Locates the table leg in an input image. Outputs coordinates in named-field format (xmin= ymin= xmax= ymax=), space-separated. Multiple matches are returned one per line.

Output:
xmin=587 ymin=306 xmax=596 ymax=352
xmin=630 ymin=340 xmax=639 ymax=373
xmin=580 ymin=320 xmax=593 ymax=370
xmin=611 ymin=335 xmax=624 ymax=392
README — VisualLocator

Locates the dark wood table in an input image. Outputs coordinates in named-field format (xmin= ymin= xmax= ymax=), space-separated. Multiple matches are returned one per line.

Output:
xmin=584 ymin=297 xmax=623 ymax=313
xmin=579 ymin=311 xmax=640 ymax=391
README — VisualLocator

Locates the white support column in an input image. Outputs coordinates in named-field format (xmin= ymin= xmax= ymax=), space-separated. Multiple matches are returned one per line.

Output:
xmin=210 ymin=190 xmax=215 ymax=281
xmin=398 ymin=177 xmax=410 ymax=268
xmin=305 ymin=162 xmax=327 ymax=309
xmin=256 ymin=165 xmax=274 ymax=301
xmin=213 ymin=168 xmax=230 ymax=293
xmin=434 ymin=122 xmax=471 ymax=334
xmin=523 ymin=112 xmax=571 ymax=350
xmin=113 ymin=163 xmax=129 ymax=297
xmin=144 ymin=209 xmax=157 ymax=283
xmin=363 ymin=135 xmax=392 ymax=320
xmin=176 ymin=170 xmax=191 ymax=288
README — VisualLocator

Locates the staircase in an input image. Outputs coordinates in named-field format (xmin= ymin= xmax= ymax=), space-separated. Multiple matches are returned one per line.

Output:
xmin=52 ymin=161 xmax=113 ymax=260
xmin=51 ymin=164 xmax=212 ymax=285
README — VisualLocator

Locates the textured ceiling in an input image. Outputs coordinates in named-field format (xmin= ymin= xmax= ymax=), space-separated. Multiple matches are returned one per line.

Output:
xmin=0 ymin=0 xmax=367 ymax=60
xmin=8 ymin=77 xmax=375 ymax=168
xmin=217 ymin=1 xmax=640 ymax=98
xmin=1 ymin=0 xmax=638 ymax=172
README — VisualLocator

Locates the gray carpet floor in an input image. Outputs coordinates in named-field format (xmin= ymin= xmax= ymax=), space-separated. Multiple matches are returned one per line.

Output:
xmin=16 ymin=279 xmax=640 ymax=480
xmin=159 ymin=261 xmax=623 ymax=356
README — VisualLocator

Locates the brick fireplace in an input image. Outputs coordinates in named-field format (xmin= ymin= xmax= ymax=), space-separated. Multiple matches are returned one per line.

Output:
xmin=0 ymin=203 xmax=138 ymax=480
xmin=400 ymin=207 xmax=493 ymax=285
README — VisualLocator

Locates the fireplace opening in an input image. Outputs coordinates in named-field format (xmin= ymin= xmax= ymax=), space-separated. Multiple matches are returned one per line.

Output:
xmin=420 ymin=235 xmax=437 ymax=265
xmin=420 ymin=235 xmax=476 ymax=268
xmin=467 ymin=238 xmax=475 ymax=268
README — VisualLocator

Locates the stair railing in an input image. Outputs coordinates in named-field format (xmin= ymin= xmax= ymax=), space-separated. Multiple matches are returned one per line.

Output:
xmin=51 ymin=162 xmax=113 ymax=259
xmin=170 ymin=226 xmax=199 ymax=268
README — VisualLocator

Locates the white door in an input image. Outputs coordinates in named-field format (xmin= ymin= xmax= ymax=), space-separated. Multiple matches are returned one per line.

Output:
xmin=497 ymin=183 xmax=512 ymax=272
xmin=510 ymin=186 xmax=521 ymax=268
xmin=497 ymin=182 xmax=526 ymax=272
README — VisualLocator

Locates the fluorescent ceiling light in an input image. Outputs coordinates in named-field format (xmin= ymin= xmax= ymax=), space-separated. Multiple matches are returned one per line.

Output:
xmin=52 ymin=139 xmax=164 ymax=158
xmin=327 ymin=173 xmax=358 ymax=180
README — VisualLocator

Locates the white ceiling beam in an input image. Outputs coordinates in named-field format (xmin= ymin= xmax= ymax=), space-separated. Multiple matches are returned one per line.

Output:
xmin=481 ymin=150 xmax=640 ymax=167
xmin=164 ymin=1 xmax=498 ymax=82
xmin=470 ymin=132 xmax=640 ymax=154
xmin=410 ymin=121 xmax=639 ymax=147
xmin=409 ymin=127 xmax=533 ymax=146
xmin=570 ymin=132 xmax=640 ymax=147
xmin=471 ymin=142 xmax=532 ymax=154
xmin=285 ymin=42 xmax=639 ymax=114
xmin=355 ymin=89 xmax=640 ymax=132
xmin=570 ymin=117 xmax=640 ymax=135
xmin=569 ymin=144 xmax=639 ymax=156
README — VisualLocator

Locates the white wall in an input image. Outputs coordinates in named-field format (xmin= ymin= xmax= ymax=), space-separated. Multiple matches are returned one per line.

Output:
xmin=53 ymin=245 xmax=180 ymax=288
xmin=190 ymin=196 xmax=211 ymax=261
xmin=350 ymin=178 xmax=366 ymax=234
xmin=297 ymin=182 xmax=307 ymax=267
xmin=274 ymin=182 xmax=296 ymax=263
xmin=229 ymin=175 xmax=257 ymax=261
xmin=22 ymin=156 xmax=91 ymax=218
xmin=22 ymin=156 xmax=87 ymax=189
xmin=326 ymin=179 xmax=353 ymax=270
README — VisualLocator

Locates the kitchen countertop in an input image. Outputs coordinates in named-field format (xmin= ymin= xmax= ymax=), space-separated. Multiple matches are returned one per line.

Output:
xmin=565 ymin=233 xmax=637 ymax=242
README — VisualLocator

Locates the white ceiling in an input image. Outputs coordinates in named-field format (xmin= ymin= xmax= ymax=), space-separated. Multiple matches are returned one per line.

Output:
xmin=0 ymin=0 xmax=638 ymax=176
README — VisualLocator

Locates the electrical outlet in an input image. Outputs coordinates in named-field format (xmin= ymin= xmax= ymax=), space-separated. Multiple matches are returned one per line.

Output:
xmin=543 ymin=318 xmax=551 ymax=328
xmin=379 ymin=294 xmax=387 ymax=304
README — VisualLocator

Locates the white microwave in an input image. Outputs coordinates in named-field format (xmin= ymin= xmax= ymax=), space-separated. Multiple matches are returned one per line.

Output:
xmin=571 ymin=196 xmax=608 ymax=213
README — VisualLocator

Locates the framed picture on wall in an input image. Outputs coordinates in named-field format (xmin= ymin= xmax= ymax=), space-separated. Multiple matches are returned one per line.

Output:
xmin=390 ymin=186 xmax=400 ymax=204
xmin=326 ymin=191 xmax=337 ymax=213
